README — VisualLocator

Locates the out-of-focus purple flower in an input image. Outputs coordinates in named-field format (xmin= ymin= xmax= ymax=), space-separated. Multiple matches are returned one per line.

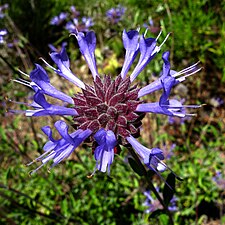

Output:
xmin=212 ymin=171 xmax=225 ymax=189
xmin=163 ymin=143 xmax=176 ymax=159
xmin=48 ymin=42 xmax=68 ymax=52
xmin=143 ymin=189 xmax=178 ymax=213
xmin=209 ymin=97 xmax=224 ymax=108
xmin=0 ymin=29 xmax=7 ymax=43
xmin=11 ymin=28 xmax=201 ymax=176
xmin=106 ymin=5 xmax=126 ymax=24
xmin=50 ymin=12 xmax=68 ymax=26
xmin=143 ymin=18 xmax=160 ymax=34
xmin=70 ymin=5 xmax=80 ymax=18
xmin=0 ymin=3 xmax=8 ymax=19
xmin=65 ymin=17 xmax=94 ymax=33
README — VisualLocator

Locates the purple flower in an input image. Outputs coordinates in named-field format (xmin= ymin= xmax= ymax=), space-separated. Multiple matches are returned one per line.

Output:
xmin=136 ymin=78 xmax=201 ymax=117
xmin=106 ymin=5 xmax=126 ymax=24
xmin=0 ymin=29 xmax=7 ymax=44
xmin=91 ymin=129 xmax=117 ymax=175
xmin=65 ymin=17 xmax=94 ymax=33
xmin=143 ymin=189 xmax=178 ymax=213
xmin=212 ymin=171 xmax=225 ymax=189
xmin=50 ymin=12 xmax=68 ymax=26
xmin=48 ymin=42 xmax=67 ymax=52
xmin=209 ymin=97 xmax=224 ymax=108
xmin=12 ymin=28 xmax=201 ymax=175
xmin=70 ymin=6 xmax=80 ymax=18
xmin=143 ymin=18 xmax=160 ymax=34
xmin=27 ymin=120 xmax=92 ymax=174
xmin=163 ymin=144 xmax=176 ymax=159
xmin=0 ymin=4 xmax=8 ymax=19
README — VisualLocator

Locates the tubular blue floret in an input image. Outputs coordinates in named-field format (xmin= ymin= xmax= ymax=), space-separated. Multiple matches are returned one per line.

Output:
xmin=126 ymin=135 xmax=165 ymax=171
xmin=30 ymin=64 xmax=74 ymax=104
xmin=25 ymin=90 xmax=78 ymax=117
xmin=49 ymin=46 xmax=85 ymax=89
xmin=28 ymin=120 xmax=92 ymax=174
xmin=120 ymin=30 xmax=139 ymax=79
xmin=136 ymin=78 xmax=201 ymax=117
xmin=138 ymin=51 xmax=201 ymax=98
xmin=76 ymin=31 xmax=98 ymax=79
xmin=92 ymin=129 xmax=117 ymax=175
xmin=129 ymin=35 xmax=157 ymax=82
xmin=138 ymin=51 xmax=177 ymax=97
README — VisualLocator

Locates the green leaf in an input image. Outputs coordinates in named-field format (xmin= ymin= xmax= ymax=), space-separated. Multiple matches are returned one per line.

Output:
xmin=149 ymin=209 xmax=165 ymax=218
xmin=163 ymin=173 xmax=176 ymax=206
xmin=128 ymin=157 xmax=145 ymax=176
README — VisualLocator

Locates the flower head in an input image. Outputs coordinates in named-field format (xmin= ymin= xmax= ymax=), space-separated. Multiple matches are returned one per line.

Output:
xmin=11 ymin=28 xmax=201 ymax=176
xmin=70 ymin=6 xmax=80 ymax=18
xmin=143 ymin=189 xmax=178 ymax=213
xmin=65 ymin=17 xmax=94 ymax=33
xmin=50 ymin=12 xmax=68 ymax=26
xmin=106 ymin=5 xmax=126 ymax=24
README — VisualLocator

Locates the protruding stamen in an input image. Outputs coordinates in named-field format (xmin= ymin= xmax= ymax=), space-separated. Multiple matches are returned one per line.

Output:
xmin=161 ymin=104 xmax=202 ymax=109
xmin=28 ymin=163 xmax=45 ymax=175
xmin=176 ymin=67 xmax=202 ymax=82
xmin=87 ymin=174 xmax=94 ymax=179
xmin=155 ymin=157 xmax=183 ymax=181
xmin=155 ymin=29 xmax=163 ymax=41
xmin=144 ymin=28 xmax=148 ymax=37
xmin=159 ymin=32 xmax=171 ymax=48
xmin=26 ymin=159 xmax=37 ymax=166
xmin=172 ymin=61 xmax=201 ymax=77
xmin=39 ymin=57 xmax=57 ymax=71
xmin=17 ymin=68 xmax=29 ymax=77
xmin=185 ymin=113 xmax=197 ymax=117
xmin=11 ymin=79 xmax=31 ymax=88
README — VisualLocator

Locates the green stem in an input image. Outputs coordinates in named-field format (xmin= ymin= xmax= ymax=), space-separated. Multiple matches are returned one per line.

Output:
xmin=128 ymin=147 xmax=174 ymax=225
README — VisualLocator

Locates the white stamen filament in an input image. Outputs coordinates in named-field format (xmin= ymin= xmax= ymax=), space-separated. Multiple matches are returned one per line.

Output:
xmin=40 ymin=58 xmax=58 ymax=71
xmin=172 ymin=61 xmax=201 ymax=77
xmin=159 ymin=32 xmax=171 ymax=48
xmin=29 ymin=163 xmax=46 ymax=175
xmin=176 ymin=67 xmax=202 ymax=82
xmin=144 ymin=28 xmax=148 ymax=37
xmin=162 ymin=104 xmax=202 ymax=109
xmin=151 ymin=32 xmax=171 ymax=56
xmin=12 ymin=79 xmax=31 ymax=88
xmin=155 ymin=29 xmax=163 ymax=41
xmin=17 ymin=69 xmax=29 ymax=77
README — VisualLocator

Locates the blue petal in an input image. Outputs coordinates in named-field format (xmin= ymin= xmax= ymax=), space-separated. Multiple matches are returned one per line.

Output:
xmin=93 ymin=129 xmax=117 ymax=174
xmin=126 ymin=135 xmax=152 ymax=160
xmin=94 ymin=128 xmax=107 ymax=145
xmin=126 ymin=135 xmax=165 ymax=171
xmin=30 ymin=64 xmax=74 ymax=104
xmin=76 ymin=31 xmax=98 ymax=79
xmin=120 ymin=30 xmax=139 ymax=79
xmin=130 ymin=35 xmax=157 ymax=82
xmin=135 ymin=102 xmax=173 ymax=116
xmin=25 ymin=91 xmax=78 ymax=117
xmin=50 ymin=47 xmax=85 ymax=89
xmin=30 ymin=122 xmax=92 ymax=171
xmin=138 ymin=51 xmax=174 ymax=98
